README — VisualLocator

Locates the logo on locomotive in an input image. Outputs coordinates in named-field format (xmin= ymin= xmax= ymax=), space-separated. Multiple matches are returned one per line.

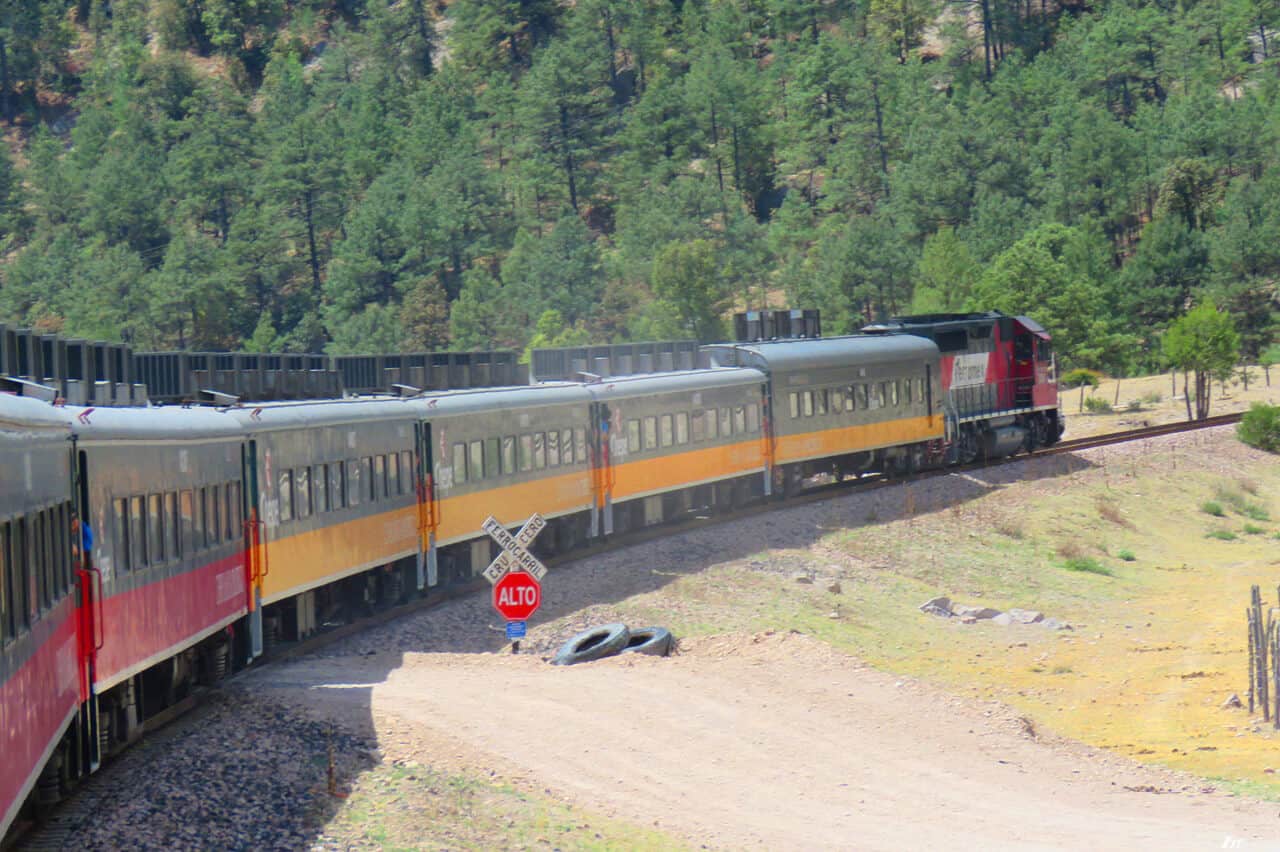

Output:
xmin=951 ymin=353 xmax=989 ymax=388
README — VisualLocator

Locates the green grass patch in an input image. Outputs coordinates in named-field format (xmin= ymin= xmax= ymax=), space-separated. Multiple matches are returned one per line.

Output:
xmin=1206 ymin=529 xmax=1238 ymax=541
xmin=1200 ymin=501 xmax=1225 ymax=517
xmin=1115 ymin=549 xmax=1136 ymax=561
xmin=1242 ymin=523 xmax=1267 ymax=535
xmin=1241 ymin=504 xmax=1271 ymax=522
xmin=1063 ymin=557 xmax=1112 ymax=576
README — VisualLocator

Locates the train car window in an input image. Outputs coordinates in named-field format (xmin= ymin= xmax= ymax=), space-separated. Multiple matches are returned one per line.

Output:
xmin=50 ymin=507 xmax=64 ymax=600
xmin=484 ymin=438 xmax=500 ymax=477
xmin=11 ymin=519 xmax=27 ymax=630
xmin=0 ymin=521 xmax=8 ymax=640
xmin=372 ymin=456 xmax=385 ymax=500
xmin=659 ymin=414 xmax=673 ymax=447
xmin=627 ymin=420 xmax=641 ymax=453
xmin=915 ymin=378 xmax=924 ymax=404
xmin=733 ymin=406 xmax=747 ymax=434
xmin=179 ymin=491 xmax=194 ymax=556
xmin=903 ymin=380 xmax=912 ymax=404
xmin=675 ymin=412 xmax=689 ymax=444
xmin=332 ymin=463 xmax=347 ymax=509
xmin=469 ymin=440 xmax=485 ymax=478
xmin=719 ymin=407 xmax=732 ymax=436
xmin=691 ymin=410 xmax=706 ymax=442
xmin=296 ymin=470 xmax=312 ymax=519
xmin=387 ymin=455 xmax=401 ymax=497
xmin=705 ymin=409 xmax=718 ymax=440
xmin=891 ymin=381 xmax=899 ymax=407
xmin=801 ymin=392 xmax=813 ymax=418
xmin=346 ymin=460 xmax=361 ymax=507
xmin=148 ymin=494 xmax=164 ymax=565
xmin=547 ymin=430 xmax=560 ymax=467
xmin=502 ymin=437 xmax=516 ymax=475
xmin=857 ymin=384 xmax=869 ymax=409
xmin=575 ymin=429 xmax=587 ymax=464
xmin=231 ymin=483 xmax=243 ymax=539
xmin=746 ymin=404 xmax=760 ymax=433
xmin=313 ymin=465 xmax=328 ymax=513
xmin=519 ymin=435 xmax=533 ymax=472
xmin=533 ymin=433 xmax=546 ymax=469
xmin=211 ymin=484 xmax=225 ymax=544
xmin=789 ymin=392 xmax=799 ymax=418
xmin=879 ymin=382 xmax=889 ymax=409
xmin=845 ymin=386 xmax=856 ymax=412
xmin=31 ymin=512 xmax=46 ymax=612
xmin=401 ymin=452 xmax=414 ymax=493
xmin=130 ymin=495 xmax=147 ymax=570
xmin=361 ymin=457 xmax=375 ymax=502
xmin=163 ymin=493 xmax=178 ymax=559
xmin=278 ymin=472 xmax=293 ymax=524
xmin=815 ymin=390 xmax=828 ymax=416
xmin=453 ymin=443 xmax=468 ymax=484
xmin=558 ymin=429 xmax=571 ymax=464
xmin=642 ymin=417 xmax=657 ymax=450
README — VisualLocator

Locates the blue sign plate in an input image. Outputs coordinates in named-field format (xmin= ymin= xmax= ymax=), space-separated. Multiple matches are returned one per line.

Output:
xmin=506 ymin=620 xmax=527 ymax=640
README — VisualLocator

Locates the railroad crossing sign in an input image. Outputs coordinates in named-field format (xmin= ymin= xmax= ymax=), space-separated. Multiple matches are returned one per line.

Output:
xmin=481 ymin=513 xmax=547 ymax=584
xmin=493 ymin=571 xmax=541 ymax=621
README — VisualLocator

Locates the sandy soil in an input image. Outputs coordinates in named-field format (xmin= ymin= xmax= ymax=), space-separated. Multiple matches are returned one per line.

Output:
xmin=253 ymin=632 xmax=1280 ymax=851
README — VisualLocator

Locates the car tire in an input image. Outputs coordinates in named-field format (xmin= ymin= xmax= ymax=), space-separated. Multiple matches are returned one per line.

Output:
xmin=620 ymin=626 xmax=674 ymax=657
xmin=551 ymin=623 xmax=630 ymax=665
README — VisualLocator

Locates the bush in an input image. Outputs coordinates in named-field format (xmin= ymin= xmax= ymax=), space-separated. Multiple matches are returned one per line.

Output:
xmin=1141 ymin=391 xmax=1163 ymax=405
xmin=1061 ymin=368 xmax=1103 ymax=389
xmin=1064 ymin=556 xmax=1112 ymax=575
xmin=1125 ymin=399 xmax=1144 ymax=412
xmin=1200 ymin=501 xmax=1225 ymax=517
xmin=1237 ymin=402 xmax=1280 ymax=453
xmin=1116 ymin=549 xmax=1136 ymax=561
xmin=1084 ymin=396 xmax=1113 ymax=414
xmin=1243 ymin=523 xmax=1266 ymax=535
xmin=1206 ymin=529 xmax=1238 ymax=541
xmin=1242 ymin=504 xmax=1271 ymax=522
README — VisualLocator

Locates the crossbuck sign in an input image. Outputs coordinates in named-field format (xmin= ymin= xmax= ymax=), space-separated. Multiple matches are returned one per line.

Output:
xmin=481 ymin=513 xmax=548 ymax=584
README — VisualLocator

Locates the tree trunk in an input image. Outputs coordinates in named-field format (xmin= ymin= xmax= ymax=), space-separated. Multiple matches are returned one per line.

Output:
xmin=710 ymin=102 xmax=724 ymax=195
xmin=559 ymin=104 xmax=579 ymax=212
xmin=731 ymin=124 xmax=741 ymax=194
xmin=603 ymin=8 xmax=617 ymax=90
xmin=1242 ymin=364 xmax=1249 ymax=391
xmin=979 ymin=0 xmax=993 ymax=80
xmin=871 ymin=79 xmax=890 ymax=197
xmin=1183 ymin=371 xmax=1193 ymax=421
xmin=303 ymin=189 xmax=322 ymax=297
xmin=1114 ymin=379 xmax=1121 ymax=406
xmin=1170 ymin=369 xmax=1175 ymax=398
xmin=0 ymin=37 xmax=10 ymax=123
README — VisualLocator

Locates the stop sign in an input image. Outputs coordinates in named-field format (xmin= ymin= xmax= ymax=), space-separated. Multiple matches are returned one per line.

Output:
xmin=493 ymin=570 xmax=541 ymax=620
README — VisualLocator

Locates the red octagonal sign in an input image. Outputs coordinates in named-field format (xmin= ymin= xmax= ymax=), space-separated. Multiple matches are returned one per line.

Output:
xmin=493 ymin=570 xmax=541 ymax=621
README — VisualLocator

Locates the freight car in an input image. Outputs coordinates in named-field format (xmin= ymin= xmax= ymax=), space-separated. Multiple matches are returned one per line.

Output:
xmin=0 ymin=316 xmax=1061 ymax=841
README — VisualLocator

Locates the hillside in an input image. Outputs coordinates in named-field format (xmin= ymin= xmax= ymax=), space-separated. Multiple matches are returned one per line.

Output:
xmin=0 ymin=0 xmax=1276 ymax=369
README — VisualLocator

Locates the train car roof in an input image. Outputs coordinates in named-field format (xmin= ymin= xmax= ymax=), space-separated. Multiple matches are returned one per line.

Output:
xmin=0 ymin=393 xmax=73 ymax=434
xmin=65 ymin=403 xmax=243 ymax=442
xmin=702 ymin=335 xmax=938 ymax=372
xmin=224 ymin=382 xmax=592 ymax=431
xmin=581 ymin=368 xmax=762 ymax=401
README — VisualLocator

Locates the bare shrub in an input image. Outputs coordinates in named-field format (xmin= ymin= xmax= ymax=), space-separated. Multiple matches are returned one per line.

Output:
xmin=1056 ymin=540 xmax=1084 ymax=560
xmin=1096 ymin=497 xmax=1132 ymax=528
xmin=995 ymin=519 xmax=1024 ymax=539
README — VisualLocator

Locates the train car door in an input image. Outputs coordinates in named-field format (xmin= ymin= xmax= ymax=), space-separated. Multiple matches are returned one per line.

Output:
xmin=588 ymin=401 xmax=613 ymax=536
xmin=413 ymin=421 xmax=438 ymax=589
xmin=240 ymin=440 xmax=264 ymax=660
xmin=73 ymin=445 xmax=103 ymax=774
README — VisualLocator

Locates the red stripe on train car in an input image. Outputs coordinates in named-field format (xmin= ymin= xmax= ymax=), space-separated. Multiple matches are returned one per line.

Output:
xmin=0 ymin=600 xmax=80 ymax=836
xmin=94 ymin=553 xmax=247 ymax=691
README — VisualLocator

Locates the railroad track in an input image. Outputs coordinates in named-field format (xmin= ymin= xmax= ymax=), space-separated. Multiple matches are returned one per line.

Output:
xmin=12 ymin=409 xmax=1247 ymax=850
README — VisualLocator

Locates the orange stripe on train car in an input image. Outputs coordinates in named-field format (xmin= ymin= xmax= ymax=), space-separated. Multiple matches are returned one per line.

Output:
xmin=774 ymin=415 xmax=942 ymax=465
xmin=609 ymin=439 xmax=765 ymax=501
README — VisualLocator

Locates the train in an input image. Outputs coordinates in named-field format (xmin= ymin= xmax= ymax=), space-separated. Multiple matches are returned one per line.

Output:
xmin=0 ymin=311 xmax=1060 ymax=841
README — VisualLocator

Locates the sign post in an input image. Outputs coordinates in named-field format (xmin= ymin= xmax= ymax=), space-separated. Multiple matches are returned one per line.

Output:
xmin=483 ymin=513 xmax=548 ymax=653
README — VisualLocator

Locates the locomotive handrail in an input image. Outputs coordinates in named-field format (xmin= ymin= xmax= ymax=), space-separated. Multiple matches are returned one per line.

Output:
xmin=88 ymin=566 xmax=104 ymax=651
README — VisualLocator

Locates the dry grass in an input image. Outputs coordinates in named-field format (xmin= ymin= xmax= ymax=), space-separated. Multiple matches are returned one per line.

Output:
xmin=1056 ymin=540 xmax=1085 ymax=560
xmin=1096 ymin=497 xmax=1132 ymax=528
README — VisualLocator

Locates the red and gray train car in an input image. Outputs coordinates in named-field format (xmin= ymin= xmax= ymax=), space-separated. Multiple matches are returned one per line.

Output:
xmin=0 ymin=313 xmax=1060 ymax=841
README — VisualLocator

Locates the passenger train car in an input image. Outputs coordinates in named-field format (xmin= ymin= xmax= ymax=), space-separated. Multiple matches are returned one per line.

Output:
xmin=0 ymin=314 xmax=1060 ymax=841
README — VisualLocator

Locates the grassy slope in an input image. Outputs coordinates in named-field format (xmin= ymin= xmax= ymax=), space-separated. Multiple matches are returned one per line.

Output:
xmin=567 ymin=427 xmax=1280 ymax=795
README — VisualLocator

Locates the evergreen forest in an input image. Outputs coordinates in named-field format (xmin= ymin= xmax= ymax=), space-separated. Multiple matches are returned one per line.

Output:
xmin=0 ymin=0 xmax=1278 ymax=372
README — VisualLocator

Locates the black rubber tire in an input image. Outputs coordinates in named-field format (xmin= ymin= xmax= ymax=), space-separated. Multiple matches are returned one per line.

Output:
xmin=620 ymin=626 xmax=674 ymax=657
xmin=551 ymin=623 xmax=630 ymax=666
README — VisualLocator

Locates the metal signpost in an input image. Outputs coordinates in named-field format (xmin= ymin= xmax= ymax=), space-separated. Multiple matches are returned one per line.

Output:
xmin=483 ymin=513 xmax=547 ymax=653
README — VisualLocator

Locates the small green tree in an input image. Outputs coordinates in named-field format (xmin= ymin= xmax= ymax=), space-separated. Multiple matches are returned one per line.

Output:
xmin=1237 ymin=403 xmax=1280 ymax=453
xmin=1261 ymin=343 xmax=1280 ymax=387
xmin=651 ymin=239 xmax=730 ymax=342
xmin=1161 ymin=301 xmax=1240 ymax=421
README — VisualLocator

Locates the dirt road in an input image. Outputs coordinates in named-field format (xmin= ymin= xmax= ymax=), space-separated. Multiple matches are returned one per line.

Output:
xmin=253 ymin=632 xmax=1280 ymax=851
